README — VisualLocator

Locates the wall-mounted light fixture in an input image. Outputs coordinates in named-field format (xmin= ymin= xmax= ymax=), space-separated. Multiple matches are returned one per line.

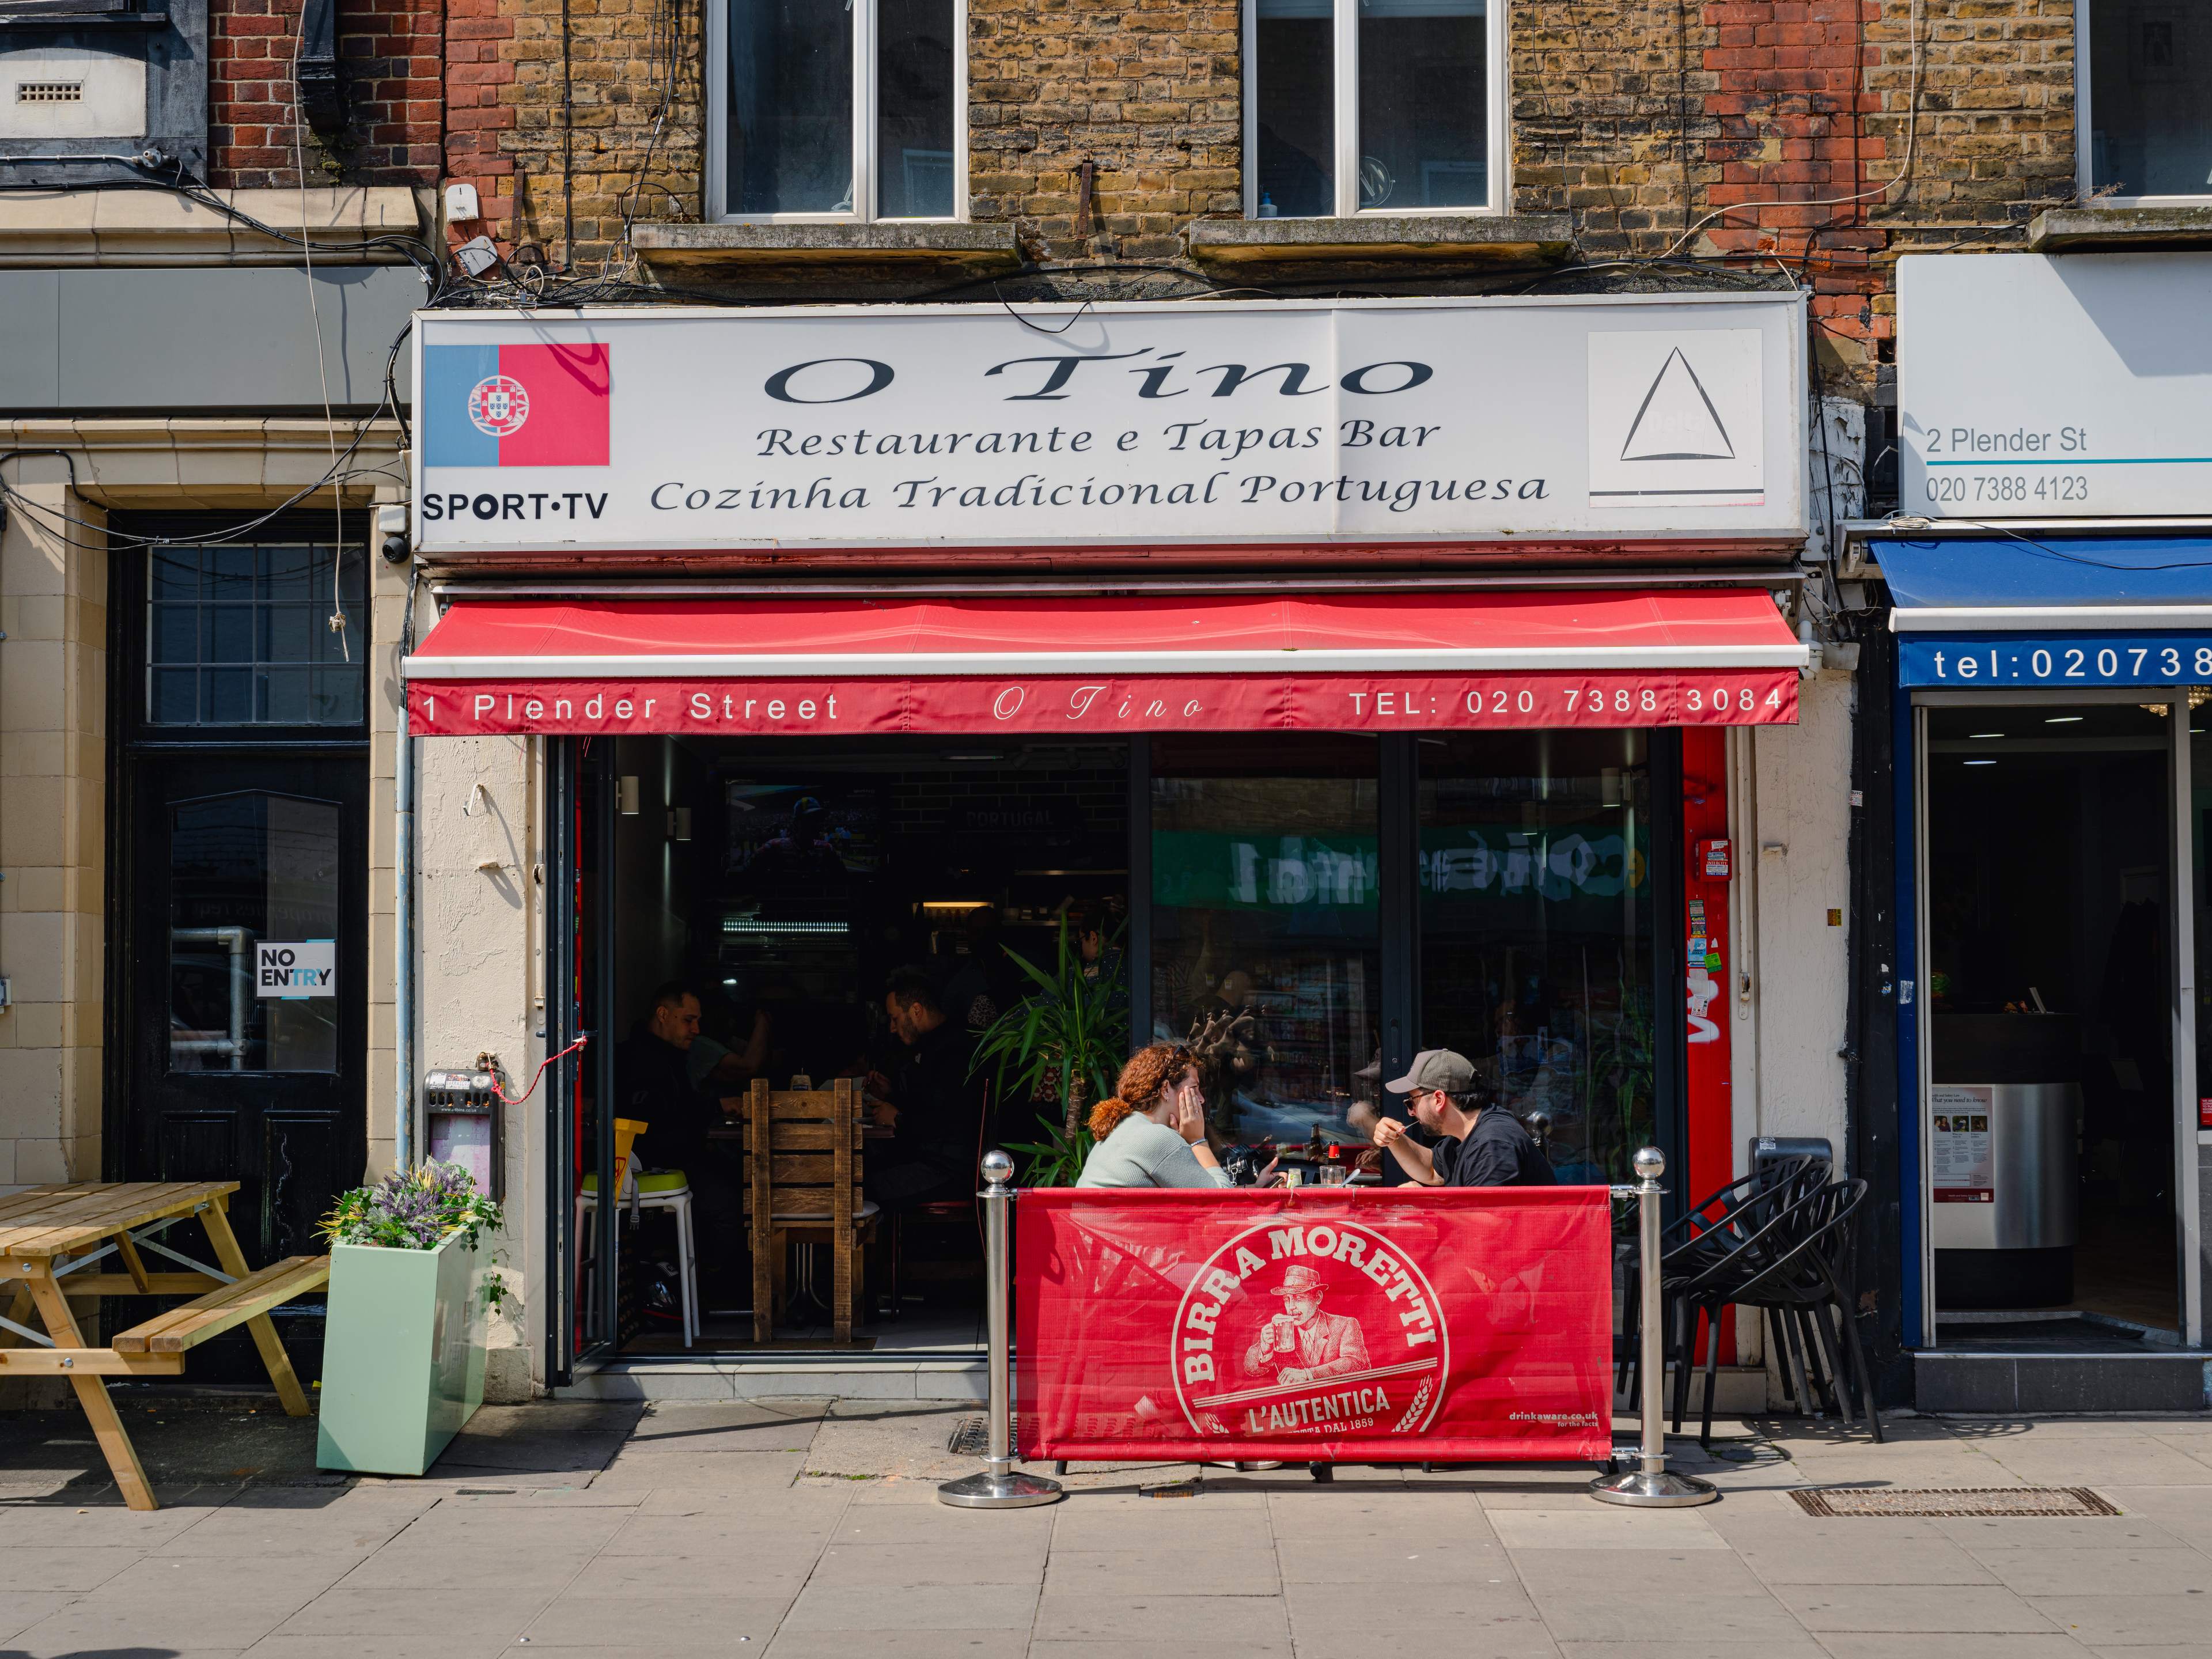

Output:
xmin=618 ymin=775 xmax=641 ymax=815
xmin=668 ymin=807 xmax=692 ymax=842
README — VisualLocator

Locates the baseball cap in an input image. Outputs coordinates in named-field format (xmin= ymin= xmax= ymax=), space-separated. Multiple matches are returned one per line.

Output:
xmin=1385 ymin=1048 xmax=1476 ymax=1094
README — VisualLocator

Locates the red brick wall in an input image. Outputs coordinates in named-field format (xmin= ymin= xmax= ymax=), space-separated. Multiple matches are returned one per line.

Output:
xmin=209 ymin=0 xmax=444 ymax=188
xmin=1699 ymin=0 xmax=1890 ymax=380
xmin=442 ymin=0 xmax=515 ymax=234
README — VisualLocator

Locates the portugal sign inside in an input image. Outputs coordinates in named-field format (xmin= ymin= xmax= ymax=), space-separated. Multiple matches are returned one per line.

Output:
xmin=1015 ymin=1187 xmax=1612 ymax=1464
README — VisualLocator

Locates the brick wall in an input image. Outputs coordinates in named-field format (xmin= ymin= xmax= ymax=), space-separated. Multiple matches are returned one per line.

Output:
xmin=441 ymin=0 xmax=703 ymax=259
xmin=968 ymin=0 xmax=1241 ymax=260
xmin=456 ymin=0 xmax=2081 ymax=395
xmin=211 ymin=0 xmax=444 ymax=187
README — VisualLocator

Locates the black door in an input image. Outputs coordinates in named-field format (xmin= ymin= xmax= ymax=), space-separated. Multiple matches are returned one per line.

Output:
xmin=107 ymin=521 xmax=370 ymax=1380
xmin=125 ymin=760 xmax=369 ymax=1264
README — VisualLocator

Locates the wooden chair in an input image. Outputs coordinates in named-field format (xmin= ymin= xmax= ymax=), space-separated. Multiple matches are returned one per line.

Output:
xmin=742 ymin=1078 xmax=879 ymax=1343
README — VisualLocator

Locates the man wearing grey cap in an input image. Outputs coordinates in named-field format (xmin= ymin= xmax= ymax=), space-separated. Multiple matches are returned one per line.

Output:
xmin=1372 ymin=1049 xmax=1557 ymax=1187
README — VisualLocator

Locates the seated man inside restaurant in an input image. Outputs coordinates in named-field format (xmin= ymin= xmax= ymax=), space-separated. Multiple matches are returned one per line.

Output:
xmin=1371 ymin=1048 xmax=1558 ymax=1187
xmin=613 ymin=980 xmax=746 ymax=1295
xmin=863 ymin=968 xmax=985 ymax=1211
xmin=685 ymin=994 xmax=771 ymax=1094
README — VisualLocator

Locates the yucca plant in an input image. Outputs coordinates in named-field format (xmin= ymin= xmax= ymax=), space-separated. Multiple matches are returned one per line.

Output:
xmin=969 ymin=918 xmax=1130 ymax=1185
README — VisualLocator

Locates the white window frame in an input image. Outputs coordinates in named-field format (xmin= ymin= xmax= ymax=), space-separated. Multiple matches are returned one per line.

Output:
xmin=2076 ymin=1 xmax=2212 ymax=206
xmin=706 ymin=0 xmax=968 ymax=225
xmin=1241 ymin=0 xmax=1508 ymax=219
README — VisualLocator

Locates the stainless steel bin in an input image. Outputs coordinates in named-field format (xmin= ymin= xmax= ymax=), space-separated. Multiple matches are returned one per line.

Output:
xmin=1931 ymin=1013 xmax=2080 ymax=1308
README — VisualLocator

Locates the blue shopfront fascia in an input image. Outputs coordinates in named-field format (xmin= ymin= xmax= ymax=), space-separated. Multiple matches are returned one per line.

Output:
xmin=1885 ymin=534 xmax=2212 ymax=687
xmin=1878 ymin=533 xmax=2211 ymax=1348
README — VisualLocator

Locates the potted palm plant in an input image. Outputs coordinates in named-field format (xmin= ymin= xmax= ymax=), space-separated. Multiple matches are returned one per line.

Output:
xmin=971 ymin=919 xmax=1130 ymax=1185
xmin=313 ymin=1161 xmax=504 ymax=1476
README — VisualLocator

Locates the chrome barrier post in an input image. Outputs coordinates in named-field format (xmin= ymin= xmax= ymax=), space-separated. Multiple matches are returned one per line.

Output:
xmin=939 ymin=1150 xmax=1065 ymax=1510
xmin=1590 ymin=1146 xmax=1718 ymax=1509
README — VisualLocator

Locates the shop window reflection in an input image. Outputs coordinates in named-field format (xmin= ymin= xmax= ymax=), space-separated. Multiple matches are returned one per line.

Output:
xmin=1418 ymin=732 xmax=1653 ymax=1184
xmin=1150 ymin=734 xmax=1381 ymax=1153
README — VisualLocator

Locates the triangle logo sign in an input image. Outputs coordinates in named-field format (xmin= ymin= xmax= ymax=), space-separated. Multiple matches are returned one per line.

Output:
xmin=1619 ymin=347 xmax=1736 ymax=462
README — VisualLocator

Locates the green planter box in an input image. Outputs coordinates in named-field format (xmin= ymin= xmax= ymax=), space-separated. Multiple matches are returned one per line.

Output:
xmin=315 ymin=1231 xmax=489 ymax=1476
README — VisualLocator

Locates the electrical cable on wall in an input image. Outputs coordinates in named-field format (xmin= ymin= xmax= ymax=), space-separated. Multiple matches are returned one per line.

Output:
xmin=492 ymin=1035 xmax=590 ymax=1105
xmin=288 ymin=0 xmax=350 ymax=662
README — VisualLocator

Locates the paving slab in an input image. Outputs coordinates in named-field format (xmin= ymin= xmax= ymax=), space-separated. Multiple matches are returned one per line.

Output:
xmin=764 ymin=1633 xmax=1032 ymax=1659
xmin=590 ymin=1448 xmax=814 ymax=1489
xmin=1487 ymin=1507 xmax=1729 ymax=1549
xmin=1048 ymin=1544 xmax=1280 ymax=1592
xmin=2028 ymin=1593 xmax=2212 ymax=1645
xmin=811 ymin=1538 xmax=1050 ymax=1586
xmin=0 ymin=1593 xmax=84 ymax=1645
xmin=266 ymin=1583 xmax=561 ymax=1644
xmin=8 ymin=1589 xmax=315 ymax=1652
xmin=1775 ymin=1583 xmax=2063 ymax=1633
xmin=253 ymin=1637 xmax=516 ymax=1659
xmin=1935 ymin=1512 xmax=2190 ymax=1548
xmin=1979 ymin=1442 xmax=2212 ymax=1486
xmin=1809 ymin=1638 xmax=2095 ymax=1659
xmin=1728 ymin=1532 xmax=1999 ymax=1585
xmin=1033 ymin=1590 xmax=1290 ymax=1643
xmin=518 ymin=1592 xmax=798 ymax=1646
xmin=1508 ymin=1544 xmax=1773 ymax=1595
xmin=1964 ymin=1543 xmax=2212 ymax=1596
xmin=1524 ymin=1586 xmax=1809 ymax=1643
xmin=781 ymin=1582 xmax=1043 ymax=1631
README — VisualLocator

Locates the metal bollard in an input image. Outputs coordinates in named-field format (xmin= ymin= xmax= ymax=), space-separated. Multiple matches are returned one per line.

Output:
xmin=939 ymin=1150 xmax=1065 ymax=1510
xmin=1590 ymin=1146 xmax=1718 ymax=1508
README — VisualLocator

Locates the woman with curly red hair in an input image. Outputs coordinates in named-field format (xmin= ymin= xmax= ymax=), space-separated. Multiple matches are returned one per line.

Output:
xmin=1074 ymin=1044 xmax=1231 ymax=1188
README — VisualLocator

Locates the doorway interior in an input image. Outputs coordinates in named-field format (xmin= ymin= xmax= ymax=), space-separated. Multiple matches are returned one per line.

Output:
xmin=1921 ymin=699 xmax=2189 ymax=1351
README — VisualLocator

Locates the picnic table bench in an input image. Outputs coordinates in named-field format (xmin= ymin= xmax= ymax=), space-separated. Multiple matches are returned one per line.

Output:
xmin=0 ymin=1181 xmax=328 ymax=1510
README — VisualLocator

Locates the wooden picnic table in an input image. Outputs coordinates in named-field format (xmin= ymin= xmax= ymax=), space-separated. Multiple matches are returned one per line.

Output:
xmin=0 ymin=1181 xmax=328 ymax=1510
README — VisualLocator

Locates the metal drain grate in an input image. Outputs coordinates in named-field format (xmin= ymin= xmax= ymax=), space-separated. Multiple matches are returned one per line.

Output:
xmin=1793 ymin=1486 xmax=2120 ymax=1518
xmin=946 ymin=1416 xmax=987 ymax=1456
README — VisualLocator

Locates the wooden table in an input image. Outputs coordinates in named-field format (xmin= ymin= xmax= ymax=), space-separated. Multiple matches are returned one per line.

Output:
xmin=0 ymin=1181 xmax=321 ymax=1510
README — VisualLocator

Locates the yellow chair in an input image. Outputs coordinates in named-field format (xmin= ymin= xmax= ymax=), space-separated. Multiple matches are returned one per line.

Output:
xmin=577 ymin=1118 xmax=698 ymax=1346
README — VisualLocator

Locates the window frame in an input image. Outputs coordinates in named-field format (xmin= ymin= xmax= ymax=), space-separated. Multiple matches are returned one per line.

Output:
xmin=705 ymin=0 xmax=969 ymax=226
xmin=2076 ymin=1 xmax=2212 ymax=207
xmin=1241 ymin=0 xmax=1509 ymax=221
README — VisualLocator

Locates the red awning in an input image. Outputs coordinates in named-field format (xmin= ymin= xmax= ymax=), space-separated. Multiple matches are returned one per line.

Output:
xmin=404 ymin=590 xmax=1806 ymax=736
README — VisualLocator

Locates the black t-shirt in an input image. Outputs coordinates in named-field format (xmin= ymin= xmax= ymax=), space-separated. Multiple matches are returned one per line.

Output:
xmin=1431 ymin=1109 xmax=1558 ymax=1187
xmin=613 ymin=1029 xmax=717 ymax=1171
xmin=894 ymin=1019 xmax=985 ymax=1177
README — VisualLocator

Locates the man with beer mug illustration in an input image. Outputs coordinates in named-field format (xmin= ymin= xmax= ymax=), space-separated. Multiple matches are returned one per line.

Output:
xmin=1244 ymin=1264 xmax=1372 ymax=1385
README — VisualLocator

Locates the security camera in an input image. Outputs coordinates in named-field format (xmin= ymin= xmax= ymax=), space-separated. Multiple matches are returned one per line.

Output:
xmin=376 ymin=503 xmax=410 ymax=564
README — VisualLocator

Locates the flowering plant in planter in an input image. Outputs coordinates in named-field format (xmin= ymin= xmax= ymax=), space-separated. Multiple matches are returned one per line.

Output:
xmin=319 ymin=1161 xmax=504 ymax=1253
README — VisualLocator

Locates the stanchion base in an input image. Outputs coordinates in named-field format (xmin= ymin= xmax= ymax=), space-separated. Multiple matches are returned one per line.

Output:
xmin=1588 ymin=1467 xmax=1719 ymax=1508
xmin=937 ymin=1469 xmax=1066 ymax=1509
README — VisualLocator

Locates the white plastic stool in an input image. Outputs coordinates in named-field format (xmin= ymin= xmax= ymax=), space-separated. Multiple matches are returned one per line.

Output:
xmin=578 ymin=1165 xmax=698 ymax=1346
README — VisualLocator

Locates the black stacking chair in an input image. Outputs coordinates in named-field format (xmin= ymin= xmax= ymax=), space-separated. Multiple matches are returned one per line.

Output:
xmin=1670 ymin=1177 xmax=1882 ymax=1449
xmin=1732 ymin=1178 xmax=1884 ymax=1445
xmin=1615 ymin=1151 xmax=1831 ymax=1406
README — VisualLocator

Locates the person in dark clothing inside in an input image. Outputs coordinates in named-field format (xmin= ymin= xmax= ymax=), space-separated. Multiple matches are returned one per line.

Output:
xmin=1372 ymin=1048 xmax=1557 ymax=1187
xmin=864 ymin=967 xmax=986 ymax=1210
xmin=613 ymin=980 xmax=746 ymax=1291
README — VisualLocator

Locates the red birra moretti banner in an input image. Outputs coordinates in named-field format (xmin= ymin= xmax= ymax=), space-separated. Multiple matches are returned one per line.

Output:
xmin=1014 ymin=1187 xmax=1612 ymax=1464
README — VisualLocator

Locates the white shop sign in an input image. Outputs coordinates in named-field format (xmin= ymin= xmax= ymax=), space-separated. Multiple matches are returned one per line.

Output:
xmin=412 ymin=294 xmax=1805 ymax=555
xmin=256 ymin=940 xmax=335 ymax=998
xmin=1899 ymin=252 xmax=2212 ymax=518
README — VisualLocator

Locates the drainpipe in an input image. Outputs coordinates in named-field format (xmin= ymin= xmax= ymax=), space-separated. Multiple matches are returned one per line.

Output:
xmin=395 ymin=563 xmax=421 ymax=1169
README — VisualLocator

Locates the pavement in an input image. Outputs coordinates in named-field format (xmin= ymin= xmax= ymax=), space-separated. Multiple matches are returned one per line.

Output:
xmin=6 ymin=1395 xmax=2212 ymax=1656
